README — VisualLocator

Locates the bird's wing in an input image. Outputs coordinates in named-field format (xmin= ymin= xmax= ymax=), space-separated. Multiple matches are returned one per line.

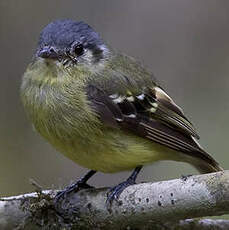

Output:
xmin=86 ymin=83 xmax=219 ymax=166
xmin=87 ymin=83 xmax=198 ymax=138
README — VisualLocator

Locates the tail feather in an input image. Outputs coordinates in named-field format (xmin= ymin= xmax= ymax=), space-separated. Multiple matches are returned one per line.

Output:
xmin=187 ymin=151 xmax=223 ymax=174
xmin=193 ymin=161 xmax=223 ymax=174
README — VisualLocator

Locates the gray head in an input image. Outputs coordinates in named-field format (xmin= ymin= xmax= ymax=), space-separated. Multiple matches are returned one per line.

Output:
xmin=36 ymin=19 xmax=109 ymax=66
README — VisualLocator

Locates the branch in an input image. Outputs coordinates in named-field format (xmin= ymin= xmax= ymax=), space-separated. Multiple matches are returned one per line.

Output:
xmin=1 ymin=170 xmax=229 ymax=229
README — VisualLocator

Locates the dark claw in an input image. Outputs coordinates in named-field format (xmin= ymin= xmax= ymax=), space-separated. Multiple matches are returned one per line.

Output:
xmin=54 ymin=170 xmax=97 ymax=206
xmin=106 ymin=166 xmax=143 ymax=210
xmin=55 ymin=182 xmax=94 ymax=203
xmin=106 ymin=178 xmax=135 ymax=208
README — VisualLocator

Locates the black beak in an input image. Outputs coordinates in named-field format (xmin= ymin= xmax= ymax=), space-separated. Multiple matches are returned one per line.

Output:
xmin=38 ymin=46 xmax=59 ymax=59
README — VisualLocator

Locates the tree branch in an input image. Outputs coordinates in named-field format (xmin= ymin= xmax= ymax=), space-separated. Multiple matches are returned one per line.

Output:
xmin=1 ymin=170 xmax=229 ymax=229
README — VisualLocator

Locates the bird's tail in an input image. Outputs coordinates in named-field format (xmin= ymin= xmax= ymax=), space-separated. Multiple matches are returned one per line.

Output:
xmin=186 ymin=150 xmax=223 ymax=174
xmin=193 ymin=160 xmax=223 ymax=173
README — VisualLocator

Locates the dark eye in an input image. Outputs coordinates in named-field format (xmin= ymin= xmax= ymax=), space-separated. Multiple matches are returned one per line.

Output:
xmin=73 ymin=43 xmax=84 ymax=56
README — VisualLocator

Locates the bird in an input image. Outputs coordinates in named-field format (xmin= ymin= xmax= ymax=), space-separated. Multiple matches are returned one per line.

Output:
xmin=20 ymin=19 xmax=223 ymax=205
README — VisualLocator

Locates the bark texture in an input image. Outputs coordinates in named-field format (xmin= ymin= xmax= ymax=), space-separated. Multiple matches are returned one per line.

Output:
xmin=1 ymin=170 xmax=229 ymax=229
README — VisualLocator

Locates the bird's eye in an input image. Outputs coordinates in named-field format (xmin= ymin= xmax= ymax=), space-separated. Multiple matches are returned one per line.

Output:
xmin=73 ymin=43 xmax=84 ymax=56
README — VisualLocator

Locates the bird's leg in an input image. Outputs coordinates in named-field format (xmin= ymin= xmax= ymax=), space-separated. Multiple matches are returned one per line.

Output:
xmin=55 ymin=170 xmax=96 ymax=202
xmin=106 ymin=166 xmax=142 ymax=206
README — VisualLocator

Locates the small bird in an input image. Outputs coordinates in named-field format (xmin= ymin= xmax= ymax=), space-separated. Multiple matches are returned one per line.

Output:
xmin=21 ymin=19 xmax=223 ymax=205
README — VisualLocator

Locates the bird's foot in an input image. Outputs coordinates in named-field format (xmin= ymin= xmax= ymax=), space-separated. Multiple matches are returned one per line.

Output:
xmin=54 ymin=170 xmax=96 ymax=206
xmin=55 ymin=181 xmax=94 ymax=204
xmin=106 ymin=178 xmax=135 ymax=208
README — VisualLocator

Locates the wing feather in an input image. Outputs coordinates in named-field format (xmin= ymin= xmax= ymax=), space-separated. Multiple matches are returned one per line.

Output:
xmin=86 ymin=84 xmax=218 ymax=167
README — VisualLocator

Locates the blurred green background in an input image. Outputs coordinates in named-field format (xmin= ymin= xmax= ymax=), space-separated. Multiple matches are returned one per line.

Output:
xmin=1 ymin=0 xmax=229 ymax=197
